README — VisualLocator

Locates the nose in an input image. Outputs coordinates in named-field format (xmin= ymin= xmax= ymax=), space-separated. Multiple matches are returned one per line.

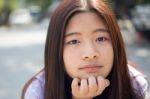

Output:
xmin=82 ymin=43 xmax=99 ymax=60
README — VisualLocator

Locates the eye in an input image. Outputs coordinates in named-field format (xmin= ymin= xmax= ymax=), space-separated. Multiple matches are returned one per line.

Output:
xmin=66 ymin=40 xmax=80 ymax=45
xmin=96 ymin=37 xmax=108 ymax=42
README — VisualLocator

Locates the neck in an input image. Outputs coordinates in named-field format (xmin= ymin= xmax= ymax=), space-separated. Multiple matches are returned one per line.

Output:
xmin=72 ymin=97 xmax=92 ymax=99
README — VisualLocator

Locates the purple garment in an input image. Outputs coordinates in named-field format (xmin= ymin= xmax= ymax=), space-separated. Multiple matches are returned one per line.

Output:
xmin=24 ymin=65 xmax=148 ymax=99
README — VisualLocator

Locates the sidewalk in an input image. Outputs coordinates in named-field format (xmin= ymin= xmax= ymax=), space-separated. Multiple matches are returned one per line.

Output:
xmin=0 ymin=28 xmax=46 ymax=48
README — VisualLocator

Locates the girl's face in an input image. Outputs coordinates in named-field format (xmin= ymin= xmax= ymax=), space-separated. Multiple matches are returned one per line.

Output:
xmin=63 ymin=12 xmax=114 ymax=79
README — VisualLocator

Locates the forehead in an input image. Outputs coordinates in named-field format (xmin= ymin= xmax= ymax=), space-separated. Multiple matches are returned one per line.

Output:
xmin=67 ymin=11 xmax=105 ymax=25
xmin=65 ymin=11 xmax=107 ymax=34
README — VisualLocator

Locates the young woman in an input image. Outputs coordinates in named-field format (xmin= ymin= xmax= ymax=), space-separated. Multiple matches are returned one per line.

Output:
xmin=22 ymin=0 xmax=148 ymax=99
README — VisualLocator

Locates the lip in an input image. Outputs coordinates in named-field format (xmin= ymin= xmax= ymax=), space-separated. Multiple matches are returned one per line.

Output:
xmin=79 ymin=64 xmax=103 ymax=73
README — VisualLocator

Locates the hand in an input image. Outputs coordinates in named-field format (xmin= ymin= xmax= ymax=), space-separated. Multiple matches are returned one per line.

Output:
xmin=71 ymin=76 xmax=110 ymax=99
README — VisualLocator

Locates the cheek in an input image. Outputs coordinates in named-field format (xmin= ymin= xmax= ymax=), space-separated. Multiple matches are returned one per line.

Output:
xmin=100 ymin=44 xmax=114 ymax=59
xmin=106 ymin=46 xmax=114 ymax=65
xmin=63 ymin=49 xmax=70 ymax=67
xmin=63 ymin=47 xmax=78 ymax=68
xmin=105 ymin=45 xmax=114 ymax=72
xmin=101 ymin=45 xmax=114 ymax=67
xmin=106 ymin=46 xmax=114 ymax=61
xmin=63 ymin=50 xmax=72 ymax=74
xmin=63 ymin=48 xmax=80 ymax=78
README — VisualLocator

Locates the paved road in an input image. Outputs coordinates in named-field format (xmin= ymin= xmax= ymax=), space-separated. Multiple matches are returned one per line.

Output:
xmin=0 ymin=25 xmax=149 ymax=99
xmin=0 ymin=26 xmax=46 ymax=99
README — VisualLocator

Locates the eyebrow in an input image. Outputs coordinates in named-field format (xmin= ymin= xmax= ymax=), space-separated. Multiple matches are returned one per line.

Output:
xmin=65 ymin=28 xmax=108 ymax=37
xmin=93 ymin=28 xmax=108 ymax=33
xmin=65 ymin=32 xmax=80 ymax=37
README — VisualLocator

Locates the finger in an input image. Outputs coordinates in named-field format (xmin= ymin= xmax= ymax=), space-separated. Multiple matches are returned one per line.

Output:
xmin=71 ymin=78 xmax=80 ymax=96
xmin=88 ymin=76 xmax=97 ymax=96
xmin=80 ymin=79 xmax=88 ymax=95
xmin=96 ymin=76 xmax=106 ymax=95
xmin=104 ymin=79 xmax=110 ymax=87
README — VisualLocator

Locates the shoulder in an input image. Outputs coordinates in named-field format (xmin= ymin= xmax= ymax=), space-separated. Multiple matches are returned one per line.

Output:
xmin=128 ymin=65 xmax=148 ymax=96
xmin=22 ymin=70 xmax=45 ymax=99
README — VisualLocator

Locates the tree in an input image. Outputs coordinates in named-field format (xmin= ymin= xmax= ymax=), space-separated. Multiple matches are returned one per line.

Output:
xmin=25 ymin=0 xmax=52 ymax=11
xmin=109 ymin=0 xmax=149 ymax=19
xmin=0 ymin=0 xmax=19 ymax=25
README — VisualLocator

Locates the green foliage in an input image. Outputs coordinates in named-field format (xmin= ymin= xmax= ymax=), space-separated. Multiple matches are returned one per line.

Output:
xmin=110 ymin=0 xmax=150 ymax=5
xmin=143 ymin=0 xmax=150 ymax=3
xmin=0 ymin=0 xmax=19 ymax=12
xmin=25 ymin=0 xmax=52 ymax=11
xmin=9 ymin=0 xmax=19 ymax=10
xmin=0 ymin=0 xmax=4 ymax=11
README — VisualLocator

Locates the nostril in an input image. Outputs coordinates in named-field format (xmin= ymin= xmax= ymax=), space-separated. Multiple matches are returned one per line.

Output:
xmin=93 ymin=55 xmax=97 ymax=59
xmin=82 ymin=54 xmax=98 ymax=60
xmin=84 ymin=56 xmax=89 ymax=59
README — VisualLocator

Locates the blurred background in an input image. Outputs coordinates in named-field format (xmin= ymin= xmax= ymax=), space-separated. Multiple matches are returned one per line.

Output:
xmin=0 ymin=0 xmax=150 ymax=99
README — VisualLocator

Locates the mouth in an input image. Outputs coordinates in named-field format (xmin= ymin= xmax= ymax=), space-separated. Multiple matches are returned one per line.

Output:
xmin=79 ymin=64 xmax=103 ymax=73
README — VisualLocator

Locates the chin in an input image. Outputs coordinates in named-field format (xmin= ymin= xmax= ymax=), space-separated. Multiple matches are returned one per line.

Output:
xmin=78 ymin=73 xmax=105 ymax=79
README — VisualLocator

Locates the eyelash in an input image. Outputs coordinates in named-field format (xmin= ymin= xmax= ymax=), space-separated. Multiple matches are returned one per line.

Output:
xmin=96 ymin=36 xmax=108 ymax=42
xmin=66 ymin=40 xmax=80 ymax=45
xmin=66 ymin=36 xmax=108 ymax=45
